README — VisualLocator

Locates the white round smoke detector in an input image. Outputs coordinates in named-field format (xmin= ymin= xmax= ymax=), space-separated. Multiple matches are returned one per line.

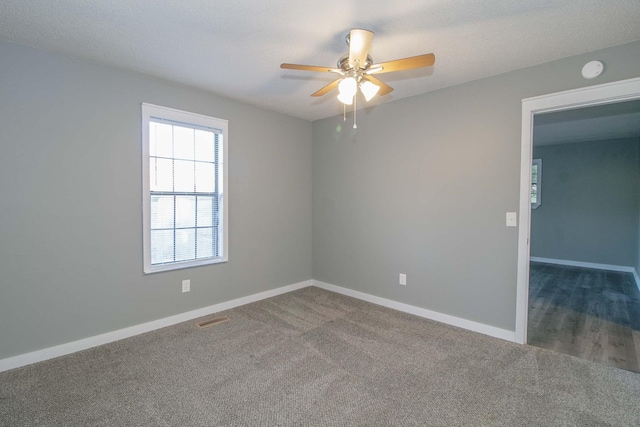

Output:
xmin=581 ymin=60 xmax=604 ymax=79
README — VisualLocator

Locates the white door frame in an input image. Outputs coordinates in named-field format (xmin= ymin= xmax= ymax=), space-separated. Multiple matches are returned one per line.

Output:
xmin=515 ymin=77 xmax=640 ymax=344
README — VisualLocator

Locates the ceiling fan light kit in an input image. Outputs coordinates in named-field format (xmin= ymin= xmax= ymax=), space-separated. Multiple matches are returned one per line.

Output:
xmin=338 ymin=76 xmax=358 ymax=100
xmin=281 ymin=28 xmax=436 ymax=128
xmin=359 ymin=80 xmax=380 ymax=101
xmin=337 ymin=91 xmax=354 ymax=105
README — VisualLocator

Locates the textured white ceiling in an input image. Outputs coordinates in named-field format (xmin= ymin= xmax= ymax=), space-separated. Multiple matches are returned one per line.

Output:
xmin=1 ymin=0 xmax=640 ymax=121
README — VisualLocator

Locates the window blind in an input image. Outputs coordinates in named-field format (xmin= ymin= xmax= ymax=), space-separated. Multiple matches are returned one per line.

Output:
xmin=148 ymin=119 xmax=221 ymax=266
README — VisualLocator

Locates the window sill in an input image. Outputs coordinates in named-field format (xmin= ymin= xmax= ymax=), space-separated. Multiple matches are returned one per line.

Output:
xmin=144 ymin=256 xmax=227 ymax=274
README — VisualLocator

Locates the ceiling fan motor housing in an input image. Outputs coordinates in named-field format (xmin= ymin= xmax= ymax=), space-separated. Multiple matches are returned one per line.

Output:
xmin=337 ymin=53 xmax=373 ymax=72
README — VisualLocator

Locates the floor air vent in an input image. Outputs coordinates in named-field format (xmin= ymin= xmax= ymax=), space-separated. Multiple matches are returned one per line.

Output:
xmin=197 ymin=316 xmax=229 ymax=328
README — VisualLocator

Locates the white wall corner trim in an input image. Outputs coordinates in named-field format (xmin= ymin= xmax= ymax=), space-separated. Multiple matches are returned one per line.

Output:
xmin=312 ymin=280 xmax=516 ymax=343
xmin=0 ymin=280 xmax=312 ymax=373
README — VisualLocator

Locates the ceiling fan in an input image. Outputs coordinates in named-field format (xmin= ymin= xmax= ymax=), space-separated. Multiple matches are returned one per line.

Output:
xmin=281 ymin=29 xmax=435 ymax=108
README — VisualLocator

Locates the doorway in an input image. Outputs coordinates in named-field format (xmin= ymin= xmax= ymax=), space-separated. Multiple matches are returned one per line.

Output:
xmin=515 ymin=77 xmax=640 ymax=352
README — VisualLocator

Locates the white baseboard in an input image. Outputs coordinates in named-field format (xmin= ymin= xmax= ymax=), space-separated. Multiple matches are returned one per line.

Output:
xmin=312 ymin=280 xmax=516 ymax=343
xmin=530 ymin=257 xmax=640 ymax=291
xmin=0 ymin=280 xmax=312 ymax=373
xmin=530 ymin=256 xmax=633 ymax=273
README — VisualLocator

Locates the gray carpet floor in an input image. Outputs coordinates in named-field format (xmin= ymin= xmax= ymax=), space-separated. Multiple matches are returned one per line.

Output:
xmin=1 ymin=286 xmax=639 ymax=426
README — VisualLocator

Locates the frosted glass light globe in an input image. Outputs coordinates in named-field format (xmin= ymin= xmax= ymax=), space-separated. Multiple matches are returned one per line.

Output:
xmin=338 ymin=77 xmax=357 ymax=97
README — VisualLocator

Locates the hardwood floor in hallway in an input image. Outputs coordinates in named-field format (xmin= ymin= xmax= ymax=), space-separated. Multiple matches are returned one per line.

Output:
xmin=527 ymin=262 xmax=640 ymax=373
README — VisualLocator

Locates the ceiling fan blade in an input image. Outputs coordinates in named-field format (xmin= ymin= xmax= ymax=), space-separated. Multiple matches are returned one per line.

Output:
xmin=281 ymin=63 xmax=342 ymax=73
xmin=366 ymin=76 xmax=394 ymax=96
xmin=367 ymin=53 xmax=435 ymax=74
xmin=311 ymin=79 xmax=341 ymax=97
xmin=349 ymin=29 xmax=374 ymax=69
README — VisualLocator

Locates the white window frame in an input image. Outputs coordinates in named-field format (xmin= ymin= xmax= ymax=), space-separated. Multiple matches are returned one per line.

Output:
xmin=531 ymin=158 xmax=542 ymax=209
xmin=141 ymin=103 xmax=228 ymax=274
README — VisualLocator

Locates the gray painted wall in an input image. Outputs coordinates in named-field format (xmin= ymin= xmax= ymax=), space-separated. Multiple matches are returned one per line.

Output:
xmin=0 ymin=41 xmax=312 ymax=359
xmin=312 ymin=41 xmax=640 ymax=331
xmin=531 ymin=139 xmax=640 ymax=266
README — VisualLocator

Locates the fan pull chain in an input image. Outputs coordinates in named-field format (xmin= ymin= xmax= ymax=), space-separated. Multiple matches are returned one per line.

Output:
xmin=353 ymin=93 xmax=357 ymax=129
xmin=343 ymin=102 xmax=346 ymax=122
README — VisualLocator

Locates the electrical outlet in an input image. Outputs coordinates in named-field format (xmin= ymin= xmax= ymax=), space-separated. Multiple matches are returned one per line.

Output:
xmin=182 ymin=279 xmax=190 ymax=293
xmin=399 ymin=273 xmax=407 ymax=286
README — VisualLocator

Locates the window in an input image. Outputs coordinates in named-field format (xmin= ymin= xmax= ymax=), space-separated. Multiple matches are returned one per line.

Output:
xmin=142 ymin=103 xmax=228 ymax=273
xmin=531 ymin=158 xmax=542 ymax=209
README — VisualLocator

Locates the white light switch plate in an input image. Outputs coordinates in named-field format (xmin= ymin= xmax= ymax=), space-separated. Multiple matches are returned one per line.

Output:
xmin=506 ymin=212 xmax=517 ymax=227
xmin=182 ymin=279 xmax=190 ymax=293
